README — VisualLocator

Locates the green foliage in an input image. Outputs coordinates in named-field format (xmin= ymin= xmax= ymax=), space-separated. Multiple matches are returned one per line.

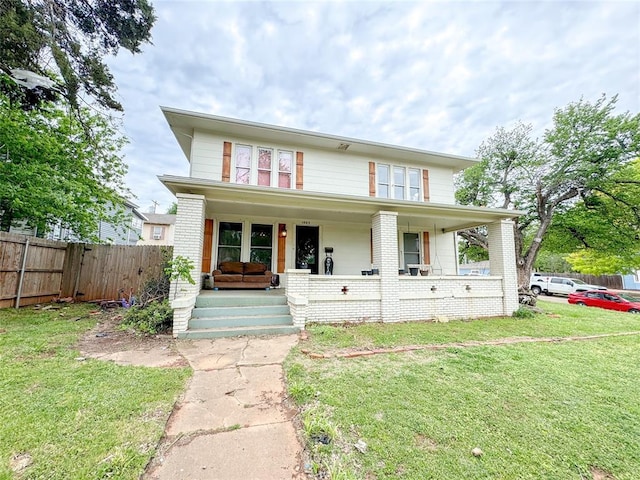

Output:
xmin=512 ymin=306 xmax=536 ymax=319
xmin=533 ymin=251 xmax=573 ymax=273
xmin=166 ymin=202 xmax=178 ymax=214
xmin=0 ymin=304 xmax=190 ymax=479
xmin=121 ymin=299 xmax=173 ymax=334
xmin=0 ymin=91 xmax=130 ymax=238
xmin=456 ymin=94 xmax=640 ymax=284
xmin=0 ymin=0 xmax=156 ymax=111
xmin=165 ymin=255 xmax=196 ymax=299
xmin=286 ymin=303 xmax=640 ymax=479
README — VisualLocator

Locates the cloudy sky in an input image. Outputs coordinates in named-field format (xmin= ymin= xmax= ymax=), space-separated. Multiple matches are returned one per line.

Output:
xmin=106 ymin=0 xmax=640 ymax=214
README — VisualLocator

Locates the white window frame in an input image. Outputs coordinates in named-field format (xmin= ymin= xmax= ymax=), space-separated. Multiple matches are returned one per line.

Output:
xmin=377 ymin=163 xmax=421 ymax=201
xmin=233 ymin=144 xmax=295 ymax=189
xmin=152 ymin=226 xmax=164 ymax=240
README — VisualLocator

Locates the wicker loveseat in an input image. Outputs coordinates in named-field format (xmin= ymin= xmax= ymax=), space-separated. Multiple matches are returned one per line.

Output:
xmin=212 ymin=261 xmax=273 ymax=290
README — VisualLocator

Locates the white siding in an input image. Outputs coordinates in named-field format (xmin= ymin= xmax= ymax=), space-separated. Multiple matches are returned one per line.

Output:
xmin=190 ymin=130 xmax=223 ymax=180
xmin=321 ymin=224 xmax=372 ymax=275
xmin=188 ymin=129 xmax=457 ymax=204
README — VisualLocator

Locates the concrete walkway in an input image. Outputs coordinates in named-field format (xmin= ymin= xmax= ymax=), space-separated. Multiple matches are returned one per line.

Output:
xmin=143 ymin=335 xmax=305 ymax=480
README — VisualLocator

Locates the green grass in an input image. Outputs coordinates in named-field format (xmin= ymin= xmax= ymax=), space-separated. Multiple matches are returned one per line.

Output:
xmin=286 ymin=302 xmax=640 ymax=479
xmin=0 ymin=304 xmax=191 ymax=479
xmin=301 ymin=299 xmax=640 ymax=353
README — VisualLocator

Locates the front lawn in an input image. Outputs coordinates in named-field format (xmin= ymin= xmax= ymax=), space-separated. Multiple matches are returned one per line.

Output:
xmin=0 ymin=304 xmax=190 ymax=479
xmin=286 ymin=302 xmax=640 ymax=479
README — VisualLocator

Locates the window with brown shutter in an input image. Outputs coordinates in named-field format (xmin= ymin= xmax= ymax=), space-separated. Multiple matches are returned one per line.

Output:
xmin=369 ymin=162 xmax=376 ymax=196
xmin=202 ymin=219 xmax=214 ymax=272
xmin=422 ymin=169 xmax=430 ymax=202
xmin=296 ymin=152 xmax=304 ymax=189
xmin=222 ymin=142 xmax=232 ymax=182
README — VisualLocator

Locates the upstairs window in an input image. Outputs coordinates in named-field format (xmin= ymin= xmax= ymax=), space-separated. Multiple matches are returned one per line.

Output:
xmin=376 ymin=164 xmax=421 ymax=201
xmin=257 ymin=148 xmax=272 ymax=186
xmin=152 ymin=226 xmax=164 ymax=240
xmin=235 ymin=145 xmax=251 ymax=184
xmin=278 ymin=150 xmax=292 ymax=188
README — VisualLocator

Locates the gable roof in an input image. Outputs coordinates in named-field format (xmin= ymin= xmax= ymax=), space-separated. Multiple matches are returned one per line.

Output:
xmin=143 ymin=213 xmax=176 ymax=225
xmin=161 ymin=106 xmax=478 ymax=172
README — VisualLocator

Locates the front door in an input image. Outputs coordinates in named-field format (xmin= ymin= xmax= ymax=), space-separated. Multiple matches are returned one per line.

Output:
xmin=296 ymin=226 xmax=319 ymax=274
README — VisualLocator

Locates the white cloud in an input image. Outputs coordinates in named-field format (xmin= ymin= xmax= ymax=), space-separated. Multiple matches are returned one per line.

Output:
xmin=106 ymin=0 xmax=640 ymax=212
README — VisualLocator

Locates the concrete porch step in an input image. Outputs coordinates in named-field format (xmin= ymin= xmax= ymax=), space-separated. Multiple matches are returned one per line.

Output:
xmin=177 ymin=324 xmax=300 ymax=339
xmin=191 ymin=304 xmax=290 ymax=318
xmin=195 ymin=292 xmax=286 ymax=308
xmin=189 ymin=314 xmax=294 ymax=329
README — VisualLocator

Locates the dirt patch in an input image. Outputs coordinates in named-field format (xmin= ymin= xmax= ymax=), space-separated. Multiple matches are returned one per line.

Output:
xmin=590 ymin=466 xmax=616 ymax=480
xmin=76 ymin=310 xmax=188 ymax=368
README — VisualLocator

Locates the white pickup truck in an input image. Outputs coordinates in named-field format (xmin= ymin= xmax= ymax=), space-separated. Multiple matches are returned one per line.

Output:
xmin=530 ymin=276 xmax=607 ymax=296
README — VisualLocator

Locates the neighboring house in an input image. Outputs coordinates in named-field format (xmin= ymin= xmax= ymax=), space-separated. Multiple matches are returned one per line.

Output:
xmin=138 ymin=213 xmax=176 ymax=246
xmin=459 ymin=260 xmax=491 ymax=276
xmin=159 ymin=107 xmax=521 ymax=335
xmin=10 ymin=199 xmax=147 ymax=245
xmin=622 ymin=271 xmax=640 ymax=290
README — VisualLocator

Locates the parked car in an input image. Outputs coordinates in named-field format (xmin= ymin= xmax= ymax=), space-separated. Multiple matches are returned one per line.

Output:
xmin=530 ymin=276 xmax=607 ymax=296
xmin=568 ymin=290 xmax=640 ymax=313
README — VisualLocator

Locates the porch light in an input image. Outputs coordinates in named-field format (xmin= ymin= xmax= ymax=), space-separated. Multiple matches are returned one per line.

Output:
xmin=280 ymin=226 xmax=287 ymax=237
xmin=465 ymin=284 xmax=471 ymax=291
xmin=430 ymin=286 xmax=437 ymax=292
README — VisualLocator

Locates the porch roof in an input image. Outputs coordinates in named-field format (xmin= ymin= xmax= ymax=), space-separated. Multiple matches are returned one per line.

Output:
xmin=161 ymin=106 xmax=477 ymax=171
xmin=159 ymin=175 xmax=522 ymax=233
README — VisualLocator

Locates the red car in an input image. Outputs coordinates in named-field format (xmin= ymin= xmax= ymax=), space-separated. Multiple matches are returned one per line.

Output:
xmin=568 ymin=290 xmax=640 ymax=313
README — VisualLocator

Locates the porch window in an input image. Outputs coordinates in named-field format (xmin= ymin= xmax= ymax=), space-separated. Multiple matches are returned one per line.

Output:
xmin=250 ymin=224 xmax=273 ymax=267
xmin=257 ymin=148 xmax=272 ymax=186
xmin=403 ymin=232 xmax=420 ymax=270
xmin=235 ymin=145 xmax=252 ymax=184
xmin=217 ymin=222 xmax=243 ymax=263
xmin=278 ymin=150 xmax=292 ymax=188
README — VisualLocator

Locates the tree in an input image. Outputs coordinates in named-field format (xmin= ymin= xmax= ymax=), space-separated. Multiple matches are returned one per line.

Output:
xmin=0 ymin=0 xmax=156 ymax=111
xmin=166 ymin=202 xmax=177 ymax=214
xmin=0 ymin=91 xmax=130 ymax=240
xmin=456 ymin=95 xmax=640 ymax=286
xmin=545 ymin=159 xmax=640 ymax=274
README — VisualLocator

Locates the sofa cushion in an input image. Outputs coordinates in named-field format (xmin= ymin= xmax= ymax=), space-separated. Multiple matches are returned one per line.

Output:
xmin=244 ymin=262 xmax=267 ymax=275
xmin=214 ymin=274 xmax=243 ymax=283
xmin=243 ymin=274 xmax=271 ymax=283
xmin=219 ymin=261 xmax=244 ymax=275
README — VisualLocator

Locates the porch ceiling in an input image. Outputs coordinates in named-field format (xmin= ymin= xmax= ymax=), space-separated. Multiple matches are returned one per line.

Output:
xmin=159 ymin=175 xmax=521 ymax=232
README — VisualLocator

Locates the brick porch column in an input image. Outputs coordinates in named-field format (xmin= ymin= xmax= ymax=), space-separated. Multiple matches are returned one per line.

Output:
xmin=488 ymin=219 xmax=519 ymax=315
xmin=170 ymin=193 xmax=206 ymax=335
xmin=372 ymin=211 xmax=400 ymax=323
xmin=285 ymin=269 xmax=310 ymax=329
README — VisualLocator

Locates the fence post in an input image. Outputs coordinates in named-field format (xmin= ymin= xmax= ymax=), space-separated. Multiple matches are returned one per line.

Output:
xmin=15 ymin=238 xmax=29 ymax=309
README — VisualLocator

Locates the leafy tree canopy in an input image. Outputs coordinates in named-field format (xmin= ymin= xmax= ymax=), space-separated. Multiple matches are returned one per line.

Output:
xmin=0 ymin=0 xmax=155 ymax=111
xmin=0 ymin=91 xmax=130 ymax=241
xmin=456 ymin=94 xmax=640 ymax=285
xmin=166 ymin=202 xmax=177 ymax=214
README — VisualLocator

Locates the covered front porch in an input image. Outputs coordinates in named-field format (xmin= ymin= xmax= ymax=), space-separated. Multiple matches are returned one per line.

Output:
xmin=163 ymin=178 xmax=519 ymax=336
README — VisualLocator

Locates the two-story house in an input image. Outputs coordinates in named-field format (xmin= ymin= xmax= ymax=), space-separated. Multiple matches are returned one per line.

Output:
xmin=137 ymin=213 xmax=176 ymax=246
xmin=159 ymin=107 xmax=520 ymax=337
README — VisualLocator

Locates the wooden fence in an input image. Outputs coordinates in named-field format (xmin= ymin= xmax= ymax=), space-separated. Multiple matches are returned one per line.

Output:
xmin=536 ymin=272 xmax=623 ymax=290
xmin=0 ymin=232 xmax=172 ymax=308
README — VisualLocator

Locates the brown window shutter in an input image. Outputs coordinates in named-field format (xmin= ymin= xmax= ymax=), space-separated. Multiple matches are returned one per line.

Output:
xmin=202 ymin=219 xmax=214 ymax=272
xmin=296 ymin=152 xmax=304 ymax=189
xmin=277 ymin=224 xmax=287 ymax=273
xmin=369 ymin=162 xmax=376 ymax=197
xmin=222 ymin=142 xmax=232 ymax=182
xmin=422 ymin=169 xmax=430 ymax=202
xmin=422 ymin=232 xmax=431 ymax=265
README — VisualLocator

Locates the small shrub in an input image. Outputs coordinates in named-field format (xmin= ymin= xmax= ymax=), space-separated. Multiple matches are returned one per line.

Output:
xmin=121 ymin=300 xmax=173 ymax=334
xmin=513 ymin=306 xmax=536 ymax=319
